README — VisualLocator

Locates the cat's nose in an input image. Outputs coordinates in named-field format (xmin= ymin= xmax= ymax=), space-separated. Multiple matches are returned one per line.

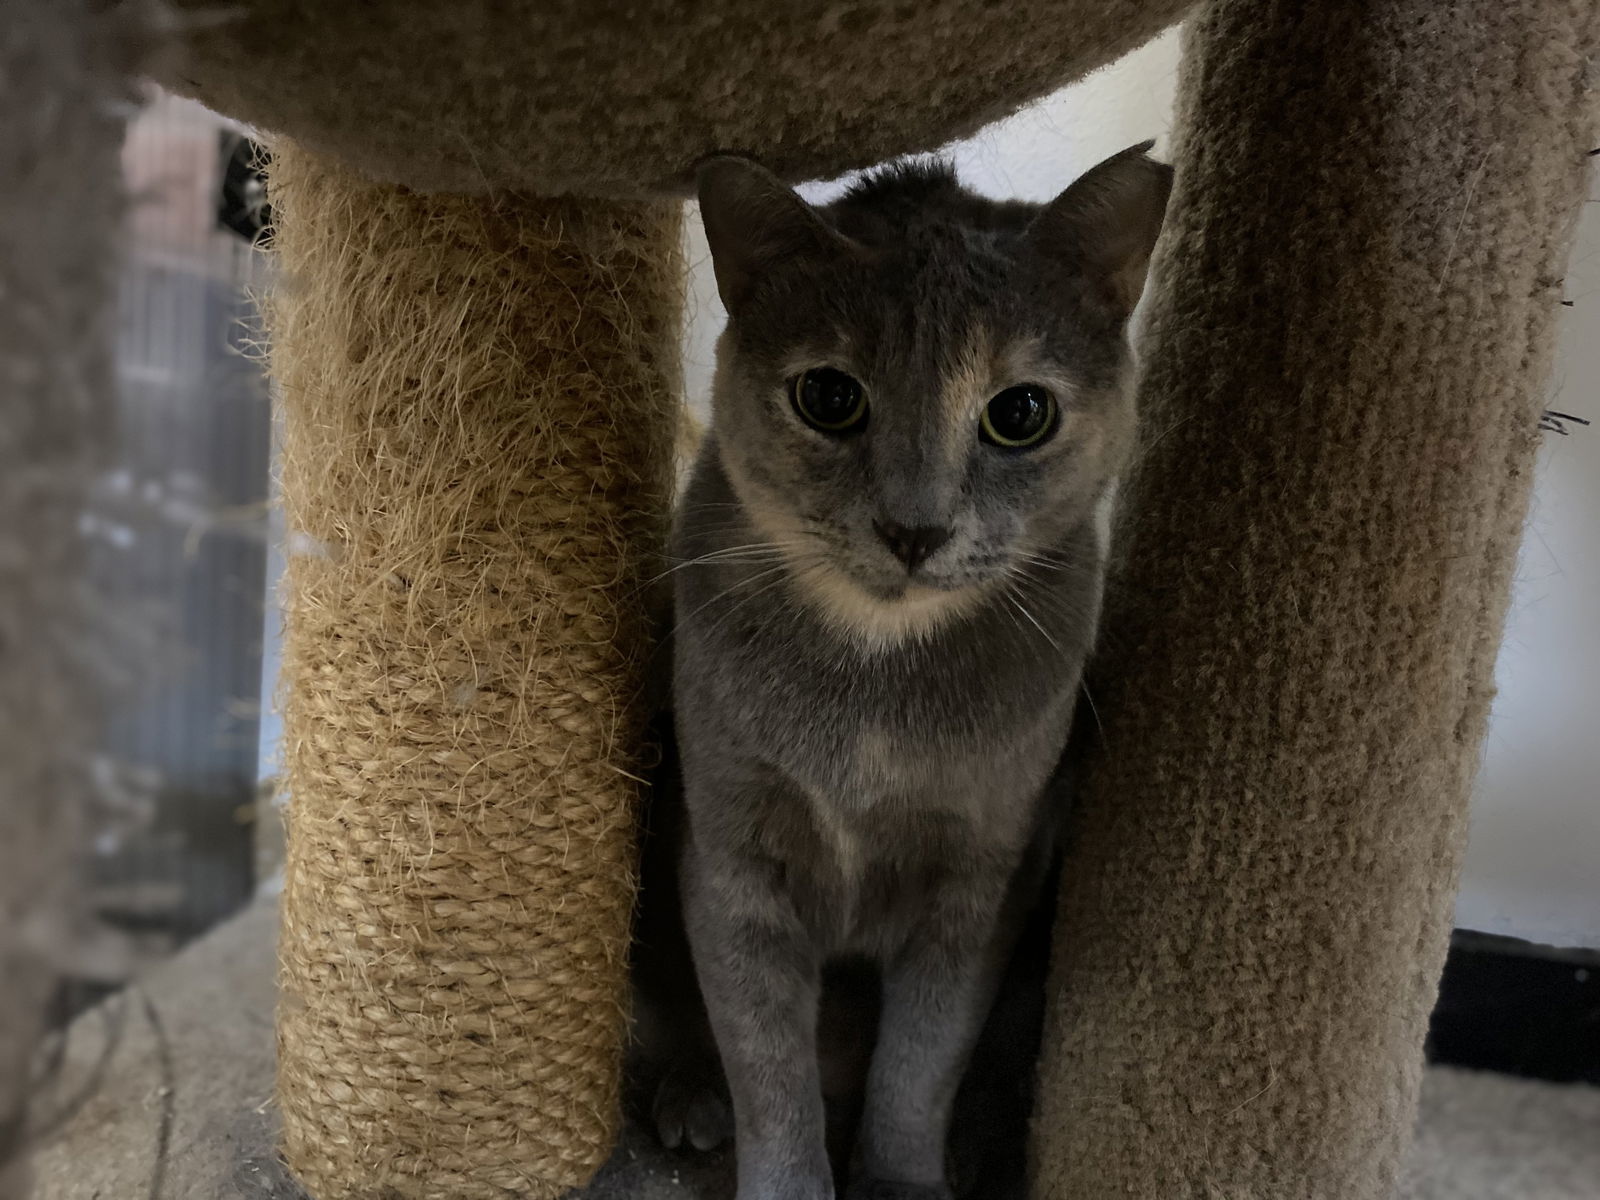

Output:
xmin=872 ymin=519 xmax=952 ymax=574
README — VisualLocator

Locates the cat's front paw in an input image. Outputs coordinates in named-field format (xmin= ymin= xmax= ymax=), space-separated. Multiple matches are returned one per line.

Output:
xmin=651 ymin=1064 xmax=733 ymax=1152
xmin=845 ymin=1180 xmax=953 ymax=1200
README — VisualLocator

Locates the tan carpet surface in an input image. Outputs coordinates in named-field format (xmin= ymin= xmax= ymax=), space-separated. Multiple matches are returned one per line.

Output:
xmin=29 ymin=898 xmax=1600 ymax=1199
xmin=1033 ymin=2 xmax=1600 ymax=1195
xmin=1402 ymin=1064 xmax=1600 ymax=1200
xmin=154 ymin=0 xmax=1191 ymax=196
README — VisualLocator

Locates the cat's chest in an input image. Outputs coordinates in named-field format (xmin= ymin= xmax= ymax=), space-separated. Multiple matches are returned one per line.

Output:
xmin=737 ymin=638 xmax=1069 ymax=812
xmin=675 ymin=549 xmax=1087 ymax=813
xmin=782 ymin=776 xmax=995 ymax=949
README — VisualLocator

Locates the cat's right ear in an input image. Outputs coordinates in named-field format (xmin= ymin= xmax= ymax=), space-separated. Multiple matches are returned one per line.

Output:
xmin=697 ymin=156 xmax=849 ymax=312
xmin=1024 ymin=141 xmax=1174 ymax=322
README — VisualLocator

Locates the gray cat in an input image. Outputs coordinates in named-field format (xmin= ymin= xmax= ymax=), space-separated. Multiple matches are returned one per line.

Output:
xmin=648 ymin=144 xmax=1172 ymax=1200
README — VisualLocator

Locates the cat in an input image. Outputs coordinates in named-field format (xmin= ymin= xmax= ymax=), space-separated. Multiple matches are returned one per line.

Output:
xmin=632 ymin=143 xmax=1172 ymax=1200
xmin=631 ymin=708 xmax=1072 ymax=1200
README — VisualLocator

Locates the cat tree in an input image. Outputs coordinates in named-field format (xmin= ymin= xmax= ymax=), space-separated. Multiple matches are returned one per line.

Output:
xmin=16 ymin=0 xmax=1587 ymax=1197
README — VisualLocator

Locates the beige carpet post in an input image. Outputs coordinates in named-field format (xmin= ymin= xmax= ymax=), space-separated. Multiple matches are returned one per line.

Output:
xmin=268 ymin=145 xmax=681 ymax=1200
xmin=1034 ymin=2 xmax=1599 ymax=1197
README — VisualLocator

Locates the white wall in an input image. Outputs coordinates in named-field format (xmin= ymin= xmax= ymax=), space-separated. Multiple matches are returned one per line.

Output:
xmin=679 ymin=28 xmax=1600 ymax=949
xmin=1458 ymin=201 xmax=1600 ymax=949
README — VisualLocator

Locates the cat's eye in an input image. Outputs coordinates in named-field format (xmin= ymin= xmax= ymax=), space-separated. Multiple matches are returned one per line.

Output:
xmin=980 ymin=385 xmax=1056 ymax=449
xmin=791 ymin=368 xmax=868 ymax=434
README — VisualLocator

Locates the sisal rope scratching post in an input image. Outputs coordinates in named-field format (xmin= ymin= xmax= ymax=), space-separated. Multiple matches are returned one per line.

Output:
xmin=269 ymin=144 xmax=681 ymax=1199
xmin=1034 ymin=2 xmax=1599 ymax=1197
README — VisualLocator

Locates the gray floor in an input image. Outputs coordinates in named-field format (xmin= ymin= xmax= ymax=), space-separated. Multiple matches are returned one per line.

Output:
xmin=29 ymin=897 xmax=1600 ymax=1200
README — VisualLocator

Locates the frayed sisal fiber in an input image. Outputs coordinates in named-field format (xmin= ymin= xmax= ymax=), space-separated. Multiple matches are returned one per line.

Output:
xmin=267 ymin=144 xmax=682 ymax=1200
xmin=156 ymin=0 xmax=1193 ymax=197
xmin=0 ymin=4 xmax=147 ymax=1197
xmin=1034 ymin=2 xmax=1599 ymax=1197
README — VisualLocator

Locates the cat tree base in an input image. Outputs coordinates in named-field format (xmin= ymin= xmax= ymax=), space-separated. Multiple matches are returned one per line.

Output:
xmin=28 ymin=897 xmax=1600 ymax=1200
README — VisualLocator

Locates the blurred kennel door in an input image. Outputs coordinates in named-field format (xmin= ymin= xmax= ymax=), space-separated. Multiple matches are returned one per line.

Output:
xmin=91 ymin=91 xmax=273 ymax=950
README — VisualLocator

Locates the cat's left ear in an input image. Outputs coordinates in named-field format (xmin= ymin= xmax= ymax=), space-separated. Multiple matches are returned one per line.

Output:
xmin=697 ymin=156 xmax=855 ymax=312
xmin=1025 ymin=141 xmax=1174 ymax=320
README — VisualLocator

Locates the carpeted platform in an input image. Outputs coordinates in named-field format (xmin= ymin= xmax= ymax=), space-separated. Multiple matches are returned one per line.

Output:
xmin=29 ymin=898 xmax=1600 ymax=1199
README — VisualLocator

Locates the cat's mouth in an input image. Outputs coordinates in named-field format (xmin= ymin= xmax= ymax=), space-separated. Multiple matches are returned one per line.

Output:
xmin=784 ymin=553 xmax=988 ymax=647
xmin=845 ymin=544 xmax=995 ymax=598
xmin=858 ymin=572 xmax=965 ymax=601
xmin=728 ymin=475 xmax=983 ymax=642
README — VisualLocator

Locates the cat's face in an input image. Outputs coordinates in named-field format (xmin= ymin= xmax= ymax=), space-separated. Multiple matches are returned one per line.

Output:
xmin=697 ymin=148 xmax=1171 ymax=645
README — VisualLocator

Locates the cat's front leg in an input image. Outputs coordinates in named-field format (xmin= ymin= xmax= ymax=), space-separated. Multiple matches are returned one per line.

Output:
xmin=851 ymin=874 xmax=1016 ymax=1200
xmin=683 ymin=838 xmax=833 ymax=1200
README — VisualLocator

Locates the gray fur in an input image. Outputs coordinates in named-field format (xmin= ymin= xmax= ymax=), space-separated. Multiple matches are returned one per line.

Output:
xmin=660 ymin=145 xmax=1171 ymax=1200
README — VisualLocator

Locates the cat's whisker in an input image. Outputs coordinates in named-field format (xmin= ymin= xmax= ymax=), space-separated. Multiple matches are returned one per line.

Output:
xmin=668 ymin=562 xmax=798 ymax=636
xmin=671 ymin=500 xmax=818 ymax=525
xmin=691 ymin=553 xmax=843 ymax=645
xmin=701 ymin=570 xmax=798 ymax=642
xmin=1005 ymin=587 xmax=1063 ymax=654
xmin=1080 ymin=678 xmax=1107 ymax=747
xmin=658 ymin=551 xmax=789 ymax=571
xmin=661 ymin=540 xmax=785 ymax=560
xmin=1019 ymin=587 xmax=1097 ymax=634
xmin=1012 ymin=548 xmax=1101 ymax=580
xmin=648 ymin=547 xmax=790 ymax=584
xmin=648 ymin=532 xmax=836 ymax=581
xmin=996 ymin=592 xmax=1030 ymax=643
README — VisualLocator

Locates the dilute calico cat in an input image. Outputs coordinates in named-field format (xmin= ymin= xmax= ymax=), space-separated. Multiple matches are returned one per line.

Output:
xmin=632 ymin=144 xmax=1172 ymax=1200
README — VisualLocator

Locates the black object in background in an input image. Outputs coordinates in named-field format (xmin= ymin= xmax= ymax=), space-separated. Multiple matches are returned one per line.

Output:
xmin=218 ymin=133 xmax=272 ymax=242
xmin=1426 ymin=930 xmax=1600 ymax=1085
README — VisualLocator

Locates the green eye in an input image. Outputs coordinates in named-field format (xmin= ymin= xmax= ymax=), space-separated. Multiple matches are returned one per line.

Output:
xmin=980 ymin=385 xmax=1056 ymax=449
xmin=792 ymin=368 xmax=868 ymax=434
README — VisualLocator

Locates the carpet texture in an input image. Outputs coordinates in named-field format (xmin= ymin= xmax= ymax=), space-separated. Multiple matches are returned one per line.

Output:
xmin=155 ymin=0 xmax=1192 ymax=196
xmin=1033 ymin=2 xmax=1600 ymax=1197
xmin=1402 ymin=1067 xmax=1600 ymax=1200
xmin=266 ymin=145 xmax=682 ymax=1199
xmin=30 ymin=899 xmax=1600 ymax=1200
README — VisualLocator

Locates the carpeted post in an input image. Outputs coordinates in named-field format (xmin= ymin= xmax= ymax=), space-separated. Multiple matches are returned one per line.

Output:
xmin=267 ymin=145 xmax=681 ymax=1200
xmin=1034 ymin=2 xmax=1600 ymax=1197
